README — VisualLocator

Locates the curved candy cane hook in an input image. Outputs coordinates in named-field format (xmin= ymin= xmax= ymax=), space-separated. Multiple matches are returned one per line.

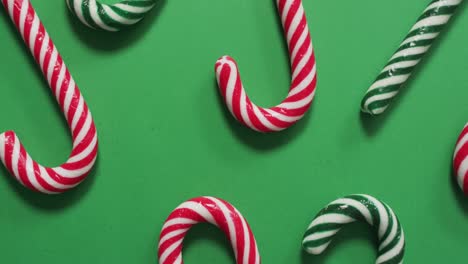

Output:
xmin=302 ymin=194 xmax=405 ymax=264
xmin=158 ymin=197 xmax=260 ymax=264
xmin=215 ymin=0 xmax=317 ymax=132
xmin=361 ymin=0 xmax=462 ymax=115
xmin=1 ymin=0 xmax=98 ymax=193
xmin=66 ymin=0 xmax=157 ymax=31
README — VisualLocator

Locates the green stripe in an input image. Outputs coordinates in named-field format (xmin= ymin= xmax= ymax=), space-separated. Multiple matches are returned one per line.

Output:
xmin=81 ymin=0 xmax=99 ymax=29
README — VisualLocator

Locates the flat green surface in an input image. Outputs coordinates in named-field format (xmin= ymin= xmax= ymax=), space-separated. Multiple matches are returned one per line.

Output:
xmin=0 ymin=0 xmax=467 ymax=263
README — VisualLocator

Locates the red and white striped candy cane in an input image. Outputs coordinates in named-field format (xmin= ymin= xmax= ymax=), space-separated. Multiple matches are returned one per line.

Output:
xmin=0 ymin=0 xmax=98 ymax=194
xmin=215 ymin=0 xmax=317 ymax=133
xmin=453 ymin=123 xmax=468 ymax=194
xmin=158 ymin=197 xmax=260 ymax=264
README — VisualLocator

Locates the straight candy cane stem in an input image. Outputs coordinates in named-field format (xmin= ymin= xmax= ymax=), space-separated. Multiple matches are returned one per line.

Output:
xmin=361 ymin=0 xmax=463 ymax=115
xmin=1 ymin=0 xmax=98 ymax=194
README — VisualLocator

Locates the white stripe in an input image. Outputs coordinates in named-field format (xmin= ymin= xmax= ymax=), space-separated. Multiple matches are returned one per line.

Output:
xmin=376 ymin=230 xmax=404 ymax=263
xmin=362 ymin=195 xmax=388 ymax=239
xmin=424 ymin=0 xmax=461 ymax=13
xmin=39 ymin=33 xmax=50 ymax=69
xmin=363 ymin=91 xmax=399 ymax=112
xmin=55 ymin=64 xmax=66 ymax=99
xmin=303 ymin=241 xmax=332 ymax=255
xmin=330 ymin=198 xmax=373 ymax=224
xmin=162 ymin=218 xmax=196 ymax=230
xmin=63 ymin=78 xmax=76 ymax=116
xmin=74 ymin=0 xmax=93 ymax=28
xmin=286 ymin=5 xmax=303 ymax=43
xmin=379 ymin=205 xmax=398 ymax=250
xmin=11 ymin=135 xmax=21 ymax=183
xmin=289 ymin=63 xmax=316 ymax=96
xmin=367 ymin=74 xmax=410 ymax=93
xmin=281 ymin=0 xmax=294 ymax=25
xmin=252 ymin=105 xmax=281 ymax=131
xmin=279 ymin=89 xmax=315 ymax=110
xmin=38 ymin=165 xmax=73 ymax=190
xmin=389 ymin=46 xmax=430 ymax=61
xmin=292 ymin=44 xmax=312 ymax=79
xmin=291 ymin=24 xmax=309 ymax=62
xmin=114 ymin=3 xmax=155 ymax=13
xmin=382 ymin=60 xmax=420 ymax=73
xmin=29 ymin=13 xmax=40 ymax=53
xmin=263 ymin=109 xmax=303 ymax=123
xmin=158 ymin=228 xmax=188 ymax=247
xmin=102 ymin=5 xmax=141 ymax=25
xmin=0 ymin=133 xmax=5 ymax=164
xmin=400 ymin=32 xmax=439 ymax=46
xmin=47 ymin=47 xmax=58 ymax=86
xmin=7 ymin=0 xmax=14 ymax=18
xmin=208 ymin=197 xmax=239 ymax=257
xmin=89 ymin=1 xmax=117 ymax=31
xmin=158 ymin=238 xmax=183 ymax=264
xmin=70 ymin=95 xmax=84 ymax=131
xmin=19 ymin=0 xmax=28 ymax=37
xmin=67 ymin=133 xmax=97 ymax=163
xmin=25 ymin=155 xmax=49 ymax=193
xmin=221 ymin=59 xmax=237 ymax=115
xmin=454 ymin=131 xmax=468 ymax=154
xmin=72 ymin=111 xmax=92 ymax=148
xmin=457 ymin=156 xmax=468 ymax=191
xmin=303 ymin=229 xmax=339 ymax=243
xmin=239 ymin=86 xmax=256 ymax=131
xmin=410 ymin=15 xmax=451 ymax=32
xmin=308 ymin=213 xmax=355 ymax=228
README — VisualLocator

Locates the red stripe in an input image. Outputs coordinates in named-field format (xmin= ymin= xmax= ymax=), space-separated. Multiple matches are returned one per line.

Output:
xmin=3 ymin=131 xmax=15 ymax=175
xmin=282 ymin=0 xmax=300 ymax=38
xmin=454 ymin=141 xmax=468 ymax=171
xmin=16 ymin=143 xmax=34 ymax=190
xmin=34 ymin=163 xmax=65 ymax=193
xmin=22 ymin=3 xmax=33 ymax=51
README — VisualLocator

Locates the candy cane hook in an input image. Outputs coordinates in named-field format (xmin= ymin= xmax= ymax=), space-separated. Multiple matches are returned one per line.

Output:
xmin=361 ymin=0 xmax=462 ymax=115
xmin=215 ymin=0 xmax=317 ymax=132
xmin=66 ymin=0 xmax=157 ymax=31
xmin=0 ymin=0 xmax=98 ymax=193
xmin=158 ymin=197 xmax=260 ymax=264
xmin=302 ymin=194 xmax=405 ymax=264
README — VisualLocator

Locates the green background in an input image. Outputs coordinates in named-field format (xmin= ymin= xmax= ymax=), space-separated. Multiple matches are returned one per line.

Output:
xmin=0 ymin=0 xmax=467 ymax=263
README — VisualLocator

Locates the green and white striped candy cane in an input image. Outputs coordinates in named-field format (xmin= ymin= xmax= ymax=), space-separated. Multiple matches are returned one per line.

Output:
xmin=361 ymin=0 xmax=462 ymax=115
xmin=302 ymin=194 xmax=405 ymax=264
xmin=66 ymin=0 xmax=157 ymax=31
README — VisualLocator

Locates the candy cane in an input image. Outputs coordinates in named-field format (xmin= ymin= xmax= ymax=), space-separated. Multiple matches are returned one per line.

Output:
xmin=302 ymin=194 xmax=405 ymax=264
xmin=158 ymin=197 xmax=260 ymax=264
xmin=66 ymin=0 xmax=157 ymax=31
xmin=0 ymin=0 xmax=98 ymax=193
xmin=361 ymin=0 xmax=462 ymax=115
xmin=215 ymin=0 xmax=317 ymax=132
xmin=453 ymin=123 xmax=468 ymax=194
